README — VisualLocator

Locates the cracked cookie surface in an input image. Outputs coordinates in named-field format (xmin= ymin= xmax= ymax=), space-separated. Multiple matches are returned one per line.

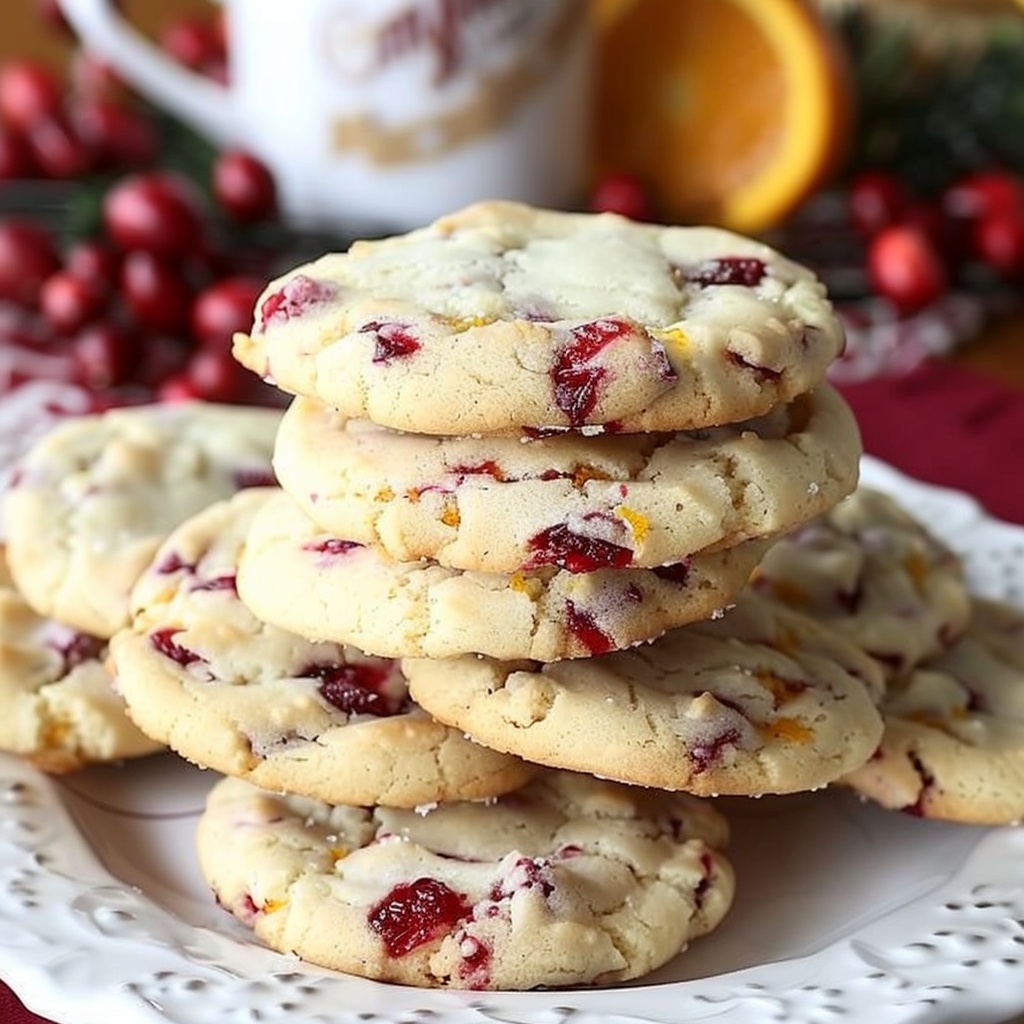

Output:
xmin=273 ymin=383 xmax=860 ymax=573
xmin=404 ymin=590 xmax=885 ymax=795
xmin=753 ymin=488 xmax=971 ymax=678
xmin=233 ymin=201 xmax=845 ymax=435
xmin=235 ymin=490 xmax=771 ymax=661
xmin=196 ymin=770 xmax=734 ymax=989
xmin=0 ymin=545 xmax=161 ymax=772
xmin=840 ymin=596 xmax=1024 ymax=824
xmin=3 ymin=401 xmax=281 ymax=638
xmin=110 ymin=489 xmax=532 ymax=808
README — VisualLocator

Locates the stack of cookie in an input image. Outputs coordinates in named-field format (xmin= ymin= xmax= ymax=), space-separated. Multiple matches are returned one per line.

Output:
xmin=0 ymin=401 xmax=281 ymax=774
xmin=105 ymin=201 xmax=888 ymax=990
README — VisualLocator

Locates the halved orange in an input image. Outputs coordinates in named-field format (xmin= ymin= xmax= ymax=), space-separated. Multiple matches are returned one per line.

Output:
xmin=592 ymin=0 xmax=855 ymax=233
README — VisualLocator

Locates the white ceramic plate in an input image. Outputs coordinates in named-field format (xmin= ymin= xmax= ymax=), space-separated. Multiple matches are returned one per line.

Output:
xmin=2 ymin=455 xmax=1024 ymax=1024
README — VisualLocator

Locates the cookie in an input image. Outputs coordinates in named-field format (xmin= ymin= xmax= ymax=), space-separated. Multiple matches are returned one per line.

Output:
xmin=840 ymin=597 xmax=1024 ymax=824
xmin=233 ymin=200 xmax=845 ymax=434
xmin=0 ymin=545 xmax=161 ymax=773
xmin=110 ymin=489 xmax=532 ymax=808
xmin=196 ymin=771 xmax=734 ymax=989
xmin=235 ymin=490 xmax=772 ymax=661
xmin=403 ymin=589 xmax=885 ymax=795
xmin=272 ymin=383 xmax=861 ymax=573
xmin=753 ymin=488 xmax=971 ymax=676
xmin=3 ymin=401 xmax=280 ymax=638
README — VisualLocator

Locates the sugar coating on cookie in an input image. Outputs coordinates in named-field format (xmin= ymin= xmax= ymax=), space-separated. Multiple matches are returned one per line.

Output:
xmin=0 ymin=546 xmax=161 ymax=772
xmin=841 ymin=597 xmax=1024 ymax=824
xmin=753 ymin=488 xmax=971 ymax=677
xmin=404 ymin=590 xmax=885 ymax=795
xmin=196 ymin=771 xmax=734 ymax=989
xmin=235 ymin=490 xmax=772 ymax=661
xmin=233 ymin=201 xmax=845 ymax=434
xmin=273 ymin=383 xmax=861 ymax=573
xmin=3 ymin=402 xmax=281 ymax=638
xmin=110 ymin=489 xmax=533 ymax=808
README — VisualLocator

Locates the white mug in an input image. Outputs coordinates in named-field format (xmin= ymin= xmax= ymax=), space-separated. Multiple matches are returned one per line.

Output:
xmin=55 ymin=0 xmax=593 ymax=233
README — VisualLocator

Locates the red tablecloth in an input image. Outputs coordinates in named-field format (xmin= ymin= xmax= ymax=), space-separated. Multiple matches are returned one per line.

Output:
xmin=1 ymin=356 xmax=1022 ymax=1024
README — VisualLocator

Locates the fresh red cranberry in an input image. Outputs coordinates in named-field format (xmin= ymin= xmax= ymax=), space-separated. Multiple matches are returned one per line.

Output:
xmin=259 ymin=275 xmax=336 ymax=328
xmin=300 ymin=661 xmax=403 ymax=717
xmin=589 ymin=171 xmax=653 ymax=221
xmin=866 ymin=225 xmax=948 ymax=315
xmin=40 ymin=269 xmax=105 ymax=334
xmin=25 ymin=112 xmax=94 ymax=178
xmin=160 ymin=16 xmax=224 ymax=70
xmin=66 ymin=239 xmax=121 ymax=294
xmin=847 ymin=169 xmax=909 ymax=236
xmin=182 ymin=347 xmax=250 ymax=402
xmin=0 ymin=219 xmax=61 ymax=307
xmin=190 ymin=277 xmax=264 ymax=350
xmin=972 ymin=210 xmax=1024 ymax=279
xmin=686 ymin=257 xmax=767 ymax=287
xmin=0 ymin=126 xmax=34 ymax=180
xmin=71 ymin=321 xmax=138 ymax=388
xmin=71 ymin=99 xmax=157 ymax=169
xmin=133 ymin=333 xmax=191 ymax=389
xmin=361 ymin=320 xmax=421 ymax=364
xmin=120 ymin=250 xmax=192 ymax=332
xmin=942 ymin=169 xmax=1024 ymax=222
xmin=0 ymin=302 xmax=55 ymax=349
xmin=0 ymin=61 xmax=63 ymax=130
xmin=564 ymin=600 xmax=614 ymax=655
xmin=899 ymin=200 xmax=966 ymax=268
xmin=212 ymin=149 xmax=277 ymax=223
xmin=156 ymin=373 xmax=201 ymax=403
xmin=552 ymin=318 xmax=631 ymax=425
xmin=523 ymin=521 xmax=632 ymax=573
xmin=103 ymin=171 xmax=206 ymax=258
xmin=69 ymin=48 xmax=126 ymax=103
xmin=368 ymin=878 xmax=471 ymax=957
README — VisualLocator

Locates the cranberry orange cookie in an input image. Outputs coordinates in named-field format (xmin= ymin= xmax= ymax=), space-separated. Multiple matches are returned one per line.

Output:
xmin=841 ymin=597 xmax=1024 ymax=825
xmin=0 ymin=547 xmax=161 ymax=773
xmin=236 ymin=490 xmax=771 ymax=661
xmin=110 ymin=489 xmax=532 ymax=808
xmin=3 ymin=402 xmax=280 ymax=638
xmin=404 ymin=590 xmax=885 ymax=795
xmin=273 ymin=383 xmax=860 ymax=573
xmin=233 ymin=201 xmax=845 ymax=434
xmin=753 ymin=488 xmax=971 ymax=677
xmin=196 ymin=771 xmax=734 ymax=989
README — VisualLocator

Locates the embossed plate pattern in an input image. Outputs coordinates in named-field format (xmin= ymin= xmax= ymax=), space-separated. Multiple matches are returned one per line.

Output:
xmin=2 ymin=456 xmax=1024 ymax=1024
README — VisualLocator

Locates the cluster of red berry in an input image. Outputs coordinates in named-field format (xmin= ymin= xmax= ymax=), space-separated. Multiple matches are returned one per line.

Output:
xmin=851 ymin=168 xmax=1024 ymax=315
xmin=0 ymin=3 xmax=282 ymax=407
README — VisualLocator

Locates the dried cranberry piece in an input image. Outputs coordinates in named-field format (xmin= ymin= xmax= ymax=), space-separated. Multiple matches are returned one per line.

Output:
xmin=653 ymin=559 xmax=692 ymax=586
xmin=552 ymin=318 xmax=632 ymax=425
xmin=456 ymin=932 xmax=491 ymax=988
xmin=301 ymin=538 xmax=361 ymax=557
xmin=150 ymin=627 xmax=204 ymax=667
xmin=56 ymin=632 xmax=104 ymax=672
xmin=360 ymin=320 xmax=421 ymax=364
xmin=726 ymin=350 xmax=782 ymax=382
xmin=154 ymin=551 xmax=195 ymax=575
xmin=524 ymin=521 xmax=632 ymax=573
xmin=233 ymin=467 xmax=276 ymax=489
xmin=259 ymin=274 xmax=335 ymax=328
xmin=448 ymin=459 xmax=503 ymax=481
xmin=368 ymin=877 xmax=471 ymax=957
xmin=191 ymin=574 xmax=238 ymax=594
xmin=565 ymin=600 xmax=614 ymax=655
xmin=299 ymin=660 xmax=403 ymax=717
xmin=686 ymin=257 xmax=767 ymax=287
xmin=691 ymin=725 xmax=743 ymax=773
